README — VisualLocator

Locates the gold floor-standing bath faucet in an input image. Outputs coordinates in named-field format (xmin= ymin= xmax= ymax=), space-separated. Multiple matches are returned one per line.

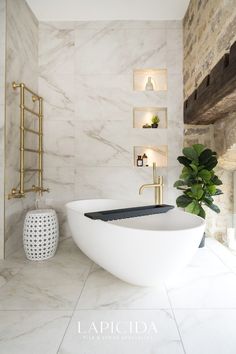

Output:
xmin=139 ymin=162 xmax=164 ymax=205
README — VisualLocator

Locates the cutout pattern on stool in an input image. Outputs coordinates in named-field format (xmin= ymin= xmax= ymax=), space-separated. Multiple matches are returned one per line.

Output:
xmin=23 ymin=210 xmax=59 ymax=261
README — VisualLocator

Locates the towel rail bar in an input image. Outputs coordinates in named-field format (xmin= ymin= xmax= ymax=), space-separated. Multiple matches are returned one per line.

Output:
xmin=21 ymin=105 xmax=41 ymax=117
xmin=12 ymin=81 xmax=41 ymax=99
xmin=8 ymin=82 xmax=49 ymax=199
xmin=22 ymin=148 xmax=42 ymax=153
xmin=23 ymin=127 xmax=42 ymax=135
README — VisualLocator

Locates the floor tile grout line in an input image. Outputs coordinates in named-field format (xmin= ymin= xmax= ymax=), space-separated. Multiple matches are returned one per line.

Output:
xmin=0 ymin=262 xmax=29 ymax=290
xmin=164 ymin=283 xmax=187 ymax=354
xmin=56 ymin=260 xmax=94 ymax=354
xmin=73 ymin=261 xmax=95 ymax=312
xmin=63 ymin=307 xmax=236 ymax=311
xmin=206 ymin=243 xmax=236 ymax=274
xmin=4 ymin=238 xmax=236 ymax=353
xmin=206 ymin=243 xmax=233 ymax=269
xmin=3 ymin=307 xmax=236 ymax=312
xmin=0 ymin=309 xmax=75 ymax=312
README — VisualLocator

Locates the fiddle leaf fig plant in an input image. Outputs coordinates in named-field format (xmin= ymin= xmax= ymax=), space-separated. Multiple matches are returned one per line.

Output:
xmin=174 ymin=144 xmax=223 ymax=219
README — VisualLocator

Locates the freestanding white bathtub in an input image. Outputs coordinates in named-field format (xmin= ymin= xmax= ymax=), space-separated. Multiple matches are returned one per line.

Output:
xmin=66 ymin=199 xmax=205 ymax=287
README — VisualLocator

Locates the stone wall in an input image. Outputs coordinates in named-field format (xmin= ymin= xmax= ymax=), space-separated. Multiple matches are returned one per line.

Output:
xmin=183 ymin=0 xmax=236 ymax=242
xmin=184 ymin=123 xmax=234 ymax=241
xmin=183 ymin=0 xmax=236 ymax=98
xmin=214 ymin=113 xmax=236 ymax=170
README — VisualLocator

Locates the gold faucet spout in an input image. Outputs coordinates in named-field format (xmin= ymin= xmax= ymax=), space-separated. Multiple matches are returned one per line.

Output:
xmin=139 ymin=163 xmax=164 ymax=205
xmin=139 ymin=183 xmax=162 ymax=195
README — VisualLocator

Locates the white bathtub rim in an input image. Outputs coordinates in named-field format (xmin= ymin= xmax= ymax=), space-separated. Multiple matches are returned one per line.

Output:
xmin=66 ymin=199 xmax=206 ymax=233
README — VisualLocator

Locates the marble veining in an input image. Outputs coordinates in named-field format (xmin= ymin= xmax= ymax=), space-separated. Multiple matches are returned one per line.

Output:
xmin=44 ymin=120 xmax=75 ymax=168
xmin=38 ymin=75 xmax=75 ymax=121
xmin=0 ymin=0 xmax=6 ymax=259
xmin=74 ymin=166 xmax=168 ymax=202
xmin=0 ymin=237 xmax=236 ymax=353
xmin=75 ymin=74 xmax=168 ymax=121
xmin=4 ymin=0 xmax=38 ymax=256
xmin=77 ymin=264 xmax=170 ymax=309
xmin=75 ymin=28 xmax=167 ymax=75
xmin=174 ymin=309 xmax=236 ymax=354
xmin=0 ymin=311 xmax=72 ymax=354
xmin=38 ymin=20 xmax=183 ymax=233
xmin=1 ymin=16 xmax=184 ymax=257
xmin=39 ymin=22 xmax=75 ymax=76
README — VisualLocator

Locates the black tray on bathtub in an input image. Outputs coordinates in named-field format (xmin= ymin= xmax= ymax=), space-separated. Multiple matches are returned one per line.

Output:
xmin=84 ymin=204 xmax=174 ymax=221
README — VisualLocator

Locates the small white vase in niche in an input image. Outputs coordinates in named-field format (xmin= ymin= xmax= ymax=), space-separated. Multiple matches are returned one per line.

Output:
xmin=145 ymin=77 xmax=154 ymax=91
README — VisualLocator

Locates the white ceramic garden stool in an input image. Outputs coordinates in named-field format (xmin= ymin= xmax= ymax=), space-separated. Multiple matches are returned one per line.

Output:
xmin=23 ymin=209 xmax=59 ymax=261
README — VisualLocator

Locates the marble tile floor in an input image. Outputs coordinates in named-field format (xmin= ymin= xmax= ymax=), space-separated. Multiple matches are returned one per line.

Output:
xmin=0 ymin=237 xmax=236 ymax=353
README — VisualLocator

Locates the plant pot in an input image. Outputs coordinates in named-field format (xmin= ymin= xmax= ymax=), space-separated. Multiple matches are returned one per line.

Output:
xmin=198 ymin=233 xmax=205 ymax=248
xmin=151 ymin=123 xmax=158 ymax=128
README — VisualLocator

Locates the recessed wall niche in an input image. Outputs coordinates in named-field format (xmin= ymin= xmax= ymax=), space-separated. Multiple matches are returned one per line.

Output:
xmin=133 ymin=107 xmax=167 ymax=129
xmin=134 ymin=146 xmax=168 ymax=167
xmin=133 ymin=69 xmax=167 ymax=91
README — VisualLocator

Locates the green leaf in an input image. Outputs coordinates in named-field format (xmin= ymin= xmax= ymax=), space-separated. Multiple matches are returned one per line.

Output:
xmin=192 ymin=144 xmax=205 ymax=156
xmin=185 ymin=200 xmax=201 ymax=215
xmin=199 ymin=169 xmax=211 ymax=181
xmin=190 ymin=163 xmax=198 ymax=174
xmin=183 ymin=189 xmax=192 ymax=196
xmin=199 ymin=148 xmax=213 ymax=165
xmin=183 ymin=147 xmax=199 ymax=163
xmin=175 ymin=145 xmax=223 ymax=216
xmin=186 ymin=191 xmax=193 ymax=198
xmin=191 ymin=184 xmax=204 ymax=200
xmin=207 ymin=185 xmax=216 ymax=195
xmin=211 ymin=175 xmax=223 ymax=185
xmin=187 ymin=177 xmax=198 ymax=185
xmin=203 ymin=195 xmax=213 ymax=204
xmin=205 ymin=203 xmax=220 ymax=214
xmin=176 ymin=195 xmax=192 ymax=208
xmin=177 ymin=156 xmax=191 ymax=167
xmin=180 ymin=167 xmax=192 ymax=180
xmin=174 ymin=180 xmax=186 ymax=188
xmin=215 ymin=189 xmax=223 ymax=195
xmin=205 ymin=157 xmax=218 ymax=170
xmin=199 ymin=206 xmax=206 ymax=219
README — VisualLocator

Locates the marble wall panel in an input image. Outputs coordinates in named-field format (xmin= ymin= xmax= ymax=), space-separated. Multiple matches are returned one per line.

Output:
xmin=39 ymin=22 xmax=75 ymax=77
xmin=39 ymin=20 xmax=183 ymax=235
xmin=75 ymin=120 xmax=169 ymax=167
xmin=75 ymin=27 xmax=166 ymax=75
xmin=4 ymin=0 xmax=38 ymax=256
xmin=38 ymin=75 xmax=75 ymax=121
xmin=43 ymin=120 xmax=75 ymax=168
xmin=75 ymin=74 xmax=167 ymax=121
xmin=74 ymin=166 xmax=168 ymax=204
xmin=0 ymin=0 xmax=6 ymax=259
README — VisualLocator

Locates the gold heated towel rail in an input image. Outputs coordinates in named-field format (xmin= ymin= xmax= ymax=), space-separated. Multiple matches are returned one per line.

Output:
xmin=8 ymin=82 xmax=49 ymax=199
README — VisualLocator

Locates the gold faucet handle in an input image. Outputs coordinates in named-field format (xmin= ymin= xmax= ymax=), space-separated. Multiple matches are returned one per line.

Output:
xmin=8 ymin=188 xmax=25 ymax=199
